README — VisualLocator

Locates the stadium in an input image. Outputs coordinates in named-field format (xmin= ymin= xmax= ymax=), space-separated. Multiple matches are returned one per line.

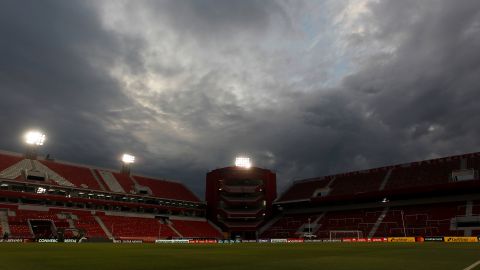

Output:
xmin=0 ymin=131 xmax=479 ymax=269
xmin=2 ymin=0 xmax=480 ymax=269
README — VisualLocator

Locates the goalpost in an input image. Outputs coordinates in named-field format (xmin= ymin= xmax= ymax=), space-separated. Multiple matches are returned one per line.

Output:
xmin=329 ymin=230 xmax=363 ymax=240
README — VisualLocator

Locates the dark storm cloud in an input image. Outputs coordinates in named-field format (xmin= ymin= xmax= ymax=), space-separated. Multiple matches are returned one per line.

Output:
xmin=1 ymin=0 xmax=480 ymax=197
xmin=269 ymin=0 xmax=480 ymax=188
xmin=340 ymin=0 xmax=480 ymax=161
xmin=151 ymin=0 xmax=291 ymax=42
xmin=0 ymin=0 xmax=149 ymax=167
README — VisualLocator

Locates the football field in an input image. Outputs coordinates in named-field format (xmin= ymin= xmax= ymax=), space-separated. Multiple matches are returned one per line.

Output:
xmin=0 ymin=243 xmax=478 ymax=270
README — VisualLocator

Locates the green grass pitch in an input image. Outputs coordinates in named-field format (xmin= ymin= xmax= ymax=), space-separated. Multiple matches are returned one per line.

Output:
xmin=0 ymin=243 xmax=478 ymax=270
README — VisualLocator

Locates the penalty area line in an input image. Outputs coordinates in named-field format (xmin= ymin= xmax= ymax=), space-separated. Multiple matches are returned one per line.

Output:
xmin=464 ymin=260 xmax=480 ymax=270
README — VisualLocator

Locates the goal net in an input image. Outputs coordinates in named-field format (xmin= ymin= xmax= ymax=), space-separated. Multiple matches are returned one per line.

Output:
xmin=329 ymin=230 xmax=363 ymax=240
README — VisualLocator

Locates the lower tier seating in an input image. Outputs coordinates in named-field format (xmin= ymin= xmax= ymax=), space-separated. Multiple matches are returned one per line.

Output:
xmin=261 ymin=214 xmax=316 ymax=238
xmin=374 ymin=203 xmax=465 ymax=237
xmin=171 ymin=220 xmax=223 ymax=238
xmin=0 ymin=204 xmax=221 ymax=240
xmin=100 ymin=215 xmax=163 ymax=238
xmin=262 ymin=202 xmax=474 ymax=239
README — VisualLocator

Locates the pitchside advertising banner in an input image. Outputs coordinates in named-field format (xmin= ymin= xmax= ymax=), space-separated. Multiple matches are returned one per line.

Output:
xmin=189 ymin=239 xmax=217 ymax=244
xmin=113 ymin=239 xmax=143 ymax=244
xmin=270 ymin=238 xmax=305 ymax=243
xmin=387 ymin=237 xmax=416 ymax=242
xmin=23 ymin=236 xmax=480 ymax=244
xmin=0 ymin=239 xmax=25 ymax=243
xmin=443 ymin=237 xmax=478 ymax=243
xmin=342 ymin=238 xmax=387 ymax=242
xmin=155 ymin=239 xmax=190 ymax=244
xmin=423 ymin=237 xmax=444 ymax=242
xmin=37 ymin=239 xmax=60 ymax=243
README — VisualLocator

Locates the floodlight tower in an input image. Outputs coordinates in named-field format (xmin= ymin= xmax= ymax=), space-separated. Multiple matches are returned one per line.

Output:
xmin=24 ymin=131 xmax=46 ymax=159
xmin=206 ymin=156 xmax=277 ymax=240
xmin=121 ymin=153 xmax=135 ymax=175
xmin=234 ymin=156 xmax=252 ymax=169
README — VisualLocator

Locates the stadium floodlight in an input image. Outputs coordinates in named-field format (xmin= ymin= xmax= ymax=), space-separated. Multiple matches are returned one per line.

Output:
xmin=235 ymin=156 xmax=252 ymax=169
xmin=122 ymin=153 xmax=135 ymax=164
xmin=36 ymin=187 xmax=47 ymax=194
xmin=25 ymin=131 xmax=46 ymax=146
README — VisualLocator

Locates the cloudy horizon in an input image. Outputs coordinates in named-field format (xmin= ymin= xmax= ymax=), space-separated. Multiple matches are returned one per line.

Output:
xmin=1 ymin=0 xmax=480 ymax=198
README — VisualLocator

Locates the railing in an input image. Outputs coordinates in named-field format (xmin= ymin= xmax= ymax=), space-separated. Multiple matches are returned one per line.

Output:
xmin=218 ymin=208 xmax=264 ymax=219
xmin=220 ymin=193 xmax=263 ymax=203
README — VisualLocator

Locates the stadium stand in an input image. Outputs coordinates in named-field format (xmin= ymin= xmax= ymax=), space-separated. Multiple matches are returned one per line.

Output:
xmin=0 ymin=202 xmax=222 ymax=241
xmin=315 ymin=209 xmax=382 ymax=239
xmin=329 ymin=171 xmax=386 ymax=196
xmin=260 ymin=214 xmax=316 ymax=238
xmin=262 ymin=153 xmax=480 ymax=239
xmin=100 ymin=214 xmax=165 ymax=239
xmin=1 ymin=149 xmax=479 ymax=241
xmin=96 ymin=170 xmax=127 ymax=193
xmin=39 ymin=160 xmax=102 ymax=190
xmin=373 ymin=203 xmax=464 ymax=237
xmin=473 ymin=201 xmax=480 ymax=215
xmin=261 ymin=203 xmax=472 ymax=239
xmin=277 ymin=153 xmax=479 ymax=203
xmin=170 ymin=219 xmax=223 ymax=238
xmin=384 ymin=159 xmax=460 ymax=190
xmin=133 ymin=176 xmax=199 ymax=202
xmin=111 ymin=172 xmax=136 ymax=194
xmin=71 ymin=211 xmax=108 ymax=239
xmin=0 ymin=152 xmax=23 ymax=172
xmin=278 ymin=177 xmax=331 ymax=202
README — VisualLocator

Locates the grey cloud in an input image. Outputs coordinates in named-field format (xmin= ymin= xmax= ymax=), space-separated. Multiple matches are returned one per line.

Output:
xmin=154 ymin=0 xmax=291 ymax=42
xmin=341 ymin=0 xmax=480 ymax=159
xmin=1 ymin=0 xmax=480 ymax=197
xmin=0 ymin=0 xmax=150 ymax=167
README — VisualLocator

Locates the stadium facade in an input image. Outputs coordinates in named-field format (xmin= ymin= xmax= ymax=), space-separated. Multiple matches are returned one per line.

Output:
xmin=205 ymin=166 xmax=276 ymax=239
xmin=0 ymin=146 xmax=479 ymax=242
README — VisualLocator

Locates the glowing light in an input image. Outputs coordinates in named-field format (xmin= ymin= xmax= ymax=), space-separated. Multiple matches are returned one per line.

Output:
xmin=122 ymin=153 xmax=135 ymax=164
xmin=235 ymin=157 xmax=252 ymax=169
xmin=25 ymin=131 xmax=46 ymax=146
xmin=36 ymin=187 xmax=47 ymax=194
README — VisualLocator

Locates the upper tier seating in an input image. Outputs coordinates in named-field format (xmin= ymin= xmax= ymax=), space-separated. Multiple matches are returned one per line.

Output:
xmin=278 ymin=178 xmax=331 ymax=202
xmin=466 ymin=153 xmax=480 ymax=170
xmin=277 ymin=153 xmax=477 ymax=203
xmin=112 ymin=172 xmax=136 ymax=194
xmin=385 ymin=159 xmax=460 ymax=190
xmin=0 ymin=151 xmax=201 ymax=203
xmin=170 ymin=219 xmax=223 ymax=238
xmin=328 ymin=171 xmax=386 ymax=196
xmin=134 ymin=176 xmax=199 ymax=202
xmin=0 ymin=153 xmax=23 ymax=172
xmin=39 ymin=160 xmax=101 ymax=190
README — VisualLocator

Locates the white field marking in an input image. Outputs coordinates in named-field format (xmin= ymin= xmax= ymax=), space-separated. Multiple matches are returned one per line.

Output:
xmin=464 ymin=260 xmax=480 ymax=270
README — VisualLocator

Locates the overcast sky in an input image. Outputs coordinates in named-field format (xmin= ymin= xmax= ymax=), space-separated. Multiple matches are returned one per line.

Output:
xmin=1 ymin=0 xmax=479 ymax=198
